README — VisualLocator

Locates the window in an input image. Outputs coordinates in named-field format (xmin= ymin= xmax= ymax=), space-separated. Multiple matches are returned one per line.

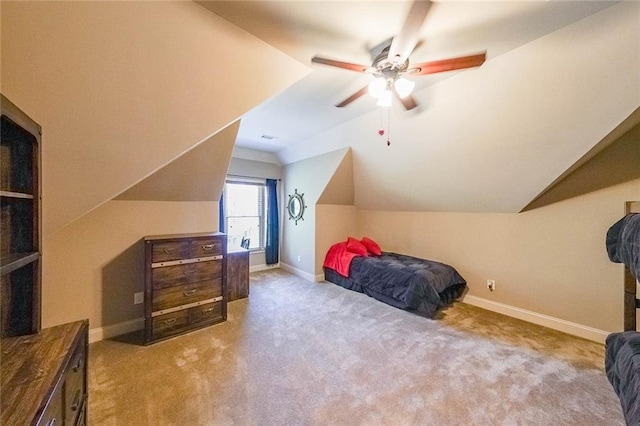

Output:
xmin=224 ymin=180 xmax=266 ymax=251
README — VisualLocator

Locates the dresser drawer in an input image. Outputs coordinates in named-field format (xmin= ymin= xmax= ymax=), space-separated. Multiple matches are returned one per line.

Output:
xmin=64 ymin=336 xmax=86 ymax=425
xmin=189 ymin=237 xmax=223 ymax=258
xmin=39 ymin=385 xmax=63 ymax=426
xmin=152 ymin=260 xmax=221 ymax=289
xmin=75 ymin=399 xmax=87 ymax=426
xmin=152 ymin=241 xmax=189 ymax=263
xmin=64 ymin=380 xmax=84 ymax=426
xmin=189 ymin=301 xmax=223 ymax=326
xmin=152 ymin=279 xmax=222 ymax=311
xmin=144 ymin=233 xmax=227 ymax=345
xmin=152 ymin=310 xmax=189 ymax=340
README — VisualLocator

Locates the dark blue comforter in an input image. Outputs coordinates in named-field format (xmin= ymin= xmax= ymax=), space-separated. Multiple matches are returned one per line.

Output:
xmin=606 ymin=332 xmax=640 ymax=425
xmin=607 ymin=213 xmax=640 ymax=280
xmin=336 ymin=252 xmax=467 ymax=318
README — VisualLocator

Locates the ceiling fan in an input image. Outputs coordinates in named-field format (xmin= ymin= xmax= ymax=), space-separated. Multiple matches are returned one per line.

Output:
xmin=311 ymin=0 xmax=486 ymax=111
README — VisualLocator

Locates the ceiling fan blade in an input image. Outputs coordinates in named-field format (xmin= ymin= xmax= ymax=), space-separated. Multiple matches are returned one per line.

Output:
xmin=311 ymin=56 xmax=370 ymax=73
xmin=411 ymin=52 xmax=487 ymax=76
xmin=388 ymin=0 xmax=432 ymax=64
xmin=391 ymin=87 xmax=419 ymax=111
xmin=336 ymin=86 xmax=368 ymax=108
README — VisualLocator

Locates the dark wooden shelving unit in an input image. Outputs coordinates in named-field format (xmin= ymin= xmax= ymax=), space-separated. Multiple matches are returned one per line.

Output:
xmin=1 ymin=94 xmax=42 ymax=337
xmin=1 ymin=95 xmax=90 ymax=425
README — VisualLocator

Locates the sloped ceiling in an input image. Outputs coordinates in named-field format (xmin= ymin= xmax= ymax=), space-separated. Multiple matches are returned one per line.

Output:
xmin=276 ymin=2 xmax=640 ymax=213
xmin=115 ymin=121 xmax=239 ymax=201
xmin=318 ymin=148 xmax=354 ymax=206
xmin=1 ymin=1 xmax=310 ymax=235
xmin=523 ymin=107 xmax=640 ymax=211
xmin=203 ymin=1 xmax=620 ymax=153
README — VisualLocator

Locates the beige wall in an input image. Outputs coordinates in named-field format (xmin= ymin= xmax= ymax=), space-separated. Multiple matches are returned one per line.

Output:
xmin=43 ymin=200 xmax=218 ymax=330
xmin=316 ymin=204 xmax=358 ymax=276
xmin=356 ymin=178 xmax=640 ymax=333
xmin=40 ymin=150 xmax=640 ymax=336
xmin=315 ymin=150 xmax=357 ymax=275
xmin=282 ymin=148 xmax=352 ymax=276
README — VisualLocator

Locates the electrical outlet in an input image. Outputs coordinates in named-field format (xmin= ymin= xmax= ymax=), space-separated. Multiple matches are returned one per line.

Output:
xmin=486 ymin=280 xmax=496 ymax=292
xmin=297 ymin=255 xmax=301 ymax=262
xmin=134 ymin=292 xmax=144 ymax=304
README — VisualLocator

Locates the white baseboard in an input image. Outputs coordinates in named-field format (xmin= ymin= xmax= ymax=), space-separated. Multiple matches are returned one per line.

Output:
xmin=90 ymin=290 xmax=609 ymax=345
xmin=463 ymin=295 xmax=610 ymax=344
xmin=279 ymin=262 xmax=320 ymax=282
xmin=89 ymin=317 xmax=144 ymax=343
xmin=250 ymin=263 xmax=280 ymax=273
xmin=88 ymin=263 xmax=287 ymax=343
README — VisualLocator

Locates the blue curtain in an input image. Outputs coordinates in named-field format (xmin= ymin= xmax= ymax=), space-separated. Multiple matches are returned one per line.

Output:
xmin=265 ymin=179 xmax=279 ymax=265
xmin=218 ymin=191 xmax=225 ymax=233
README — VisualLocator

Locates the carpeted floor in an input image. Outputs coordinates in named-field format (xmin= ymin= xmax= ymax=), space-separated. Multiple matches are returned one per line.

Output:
xmin=89 ymin=269 xmax=624 ymax=425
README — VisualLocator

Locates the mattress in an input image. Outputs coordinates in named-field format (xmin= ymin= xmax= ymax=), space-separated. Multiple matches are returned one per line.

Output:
xmin=324 ymin=252 xmax=466 ymax=318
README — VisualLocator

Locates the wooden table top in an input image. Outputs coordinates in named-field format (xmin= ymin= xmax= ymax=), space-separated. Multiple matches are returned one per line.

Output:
xmin=1 ymin=319 xmax=87 ymax=425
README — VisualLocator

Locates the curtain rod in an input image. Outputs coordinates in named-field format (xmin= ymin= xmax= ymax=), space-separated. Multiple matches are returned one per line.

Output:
xmin=226 ymin=173 xmax=282 ymax=181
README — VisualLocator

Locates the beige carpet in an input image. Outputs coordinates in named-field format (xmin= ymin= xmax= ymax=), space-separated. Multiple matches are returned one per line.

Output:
xmin=89 ymin=269 xmax=624 ymax=425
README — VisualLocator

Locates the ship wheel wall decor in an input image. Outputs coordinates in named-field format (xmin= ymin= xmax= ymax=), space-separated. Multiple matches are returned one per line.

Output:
xmin=287 ymin=189 xmax=307 ymax=225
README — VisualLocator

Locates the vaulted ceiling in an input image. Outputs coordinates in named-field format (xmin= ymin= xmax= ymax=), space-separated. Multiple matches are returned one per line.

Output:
xmin=202 ymin=1 xmax=640 ymax=213
xmin=2 ymin=1 xmax=638 ymax=236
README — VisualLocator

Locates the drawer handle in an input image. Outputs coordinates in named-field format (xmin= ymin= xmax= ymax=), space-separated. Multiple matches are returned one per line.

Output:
xmin=200 ymin=307 xmax=215 ymax=315
xmin=202 ymin=244 xmax=215 ymax=251
xmin=163 ymin=318 xmax=177 ymax=326
xmin=183 ymin=289 xmax=198 ymax=297
xmin=71 ymin=389 xmax=82 ymax=411
xmin=73 ymin=352 xmax=84 ymax=373
xmin=46 ymin=418 xmax=57 ymax=426
xmin=162 ymin=248 xmax=174 ymax=254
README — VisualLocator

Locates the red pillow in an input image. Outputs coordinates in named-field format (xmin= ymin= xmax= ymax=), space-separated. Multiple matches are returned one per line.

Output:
xmin=361 ymin=237 xmax=382 ymax=256
xmin=346 ymin=237 xmax=368 ymax=257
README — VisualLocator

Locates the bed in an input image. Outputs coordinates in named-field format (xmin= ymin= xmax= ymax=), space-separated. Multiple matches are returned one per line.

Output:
xmin=605 ymin=201 xmax=640 ymax=425
xmin=323 ymin=237 xmax=467 ymax=318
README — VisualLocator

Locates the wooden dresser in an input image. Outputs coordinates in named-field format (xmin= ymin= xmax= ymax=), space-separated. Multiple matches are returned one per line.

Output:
xmin=144 ymin=232 xmax=227 ymax=344
xmin=227 ymin=246 xmax=250 ymax=301
xmin=1 ymin=320 xmax=89 ymax=425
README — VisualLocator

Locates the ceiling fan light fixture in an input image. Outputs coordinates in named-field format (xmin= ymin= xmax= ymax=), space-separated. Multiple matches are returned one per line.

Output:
xmin=368 ymin=77 xmax=386 ymax=98
xmin=394 ymin=77 xmax=415 ymax=99
xmin=377 ymin=89 xmax=392 ymax=107
xmin=311 ymin=1 xmax=486 ymax=111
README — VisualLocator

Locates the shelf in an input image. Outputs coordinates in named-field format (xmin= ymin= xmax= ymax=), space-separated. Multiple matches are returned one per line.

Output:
xmin=0 ymin=190 xmax=34 ymax=199
xmin=1 ymin=94 xmax=42 ymax=337
xmin=0 ymin=252 xmax=39 ymax=276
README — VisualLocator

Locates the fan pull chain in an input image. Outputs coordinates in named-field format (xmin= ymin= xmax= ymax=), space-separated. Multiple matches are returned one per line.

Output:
xmin=377 ymin=106 xmax=391 ymax=147
xmin=387 ymin=106 xmax=391 ymax=146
